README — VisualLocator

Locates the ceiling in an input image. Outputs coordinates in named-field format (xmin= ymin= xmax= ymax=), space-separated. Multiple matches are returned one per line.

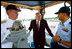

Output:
xmin=2 ymin=1 xmax=56 ymax=6
xmin=1 ymin=1 xmax=71 ymax=10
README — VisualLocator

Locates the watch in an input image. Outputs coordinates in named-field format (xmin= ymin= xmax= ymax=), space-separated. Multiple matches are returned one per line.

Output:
xmin=59 ymin=38 xmax=62 ymax=43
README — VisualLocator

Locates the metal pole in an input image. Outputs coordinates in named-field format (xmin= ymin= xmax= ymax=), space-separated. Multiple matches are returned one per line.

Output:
xmin=38 ymin=1 xmax=45 ymax=19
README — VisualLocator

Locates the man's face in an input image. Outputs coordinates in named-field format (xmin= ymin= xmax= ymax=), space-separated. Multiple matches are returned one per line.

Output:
xmin=58 ymin=13 xmax=64 ymax=20
xmin=7 ymin=10 xmax=18 ymax=20
xmin=35 ymin=13 xmax=42 ymax=21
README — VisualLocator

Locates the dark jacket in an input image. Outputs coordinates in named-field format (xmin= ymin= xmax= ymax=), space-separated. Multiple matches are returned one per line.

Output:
xmin=29 ymin=19 xmax=54 ymax=45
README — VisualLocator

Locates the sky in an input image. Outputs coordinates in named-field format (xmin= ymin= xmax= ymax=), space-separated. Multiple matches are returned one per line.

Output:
xmin=1 ymin=2 xmax=71 ymax=21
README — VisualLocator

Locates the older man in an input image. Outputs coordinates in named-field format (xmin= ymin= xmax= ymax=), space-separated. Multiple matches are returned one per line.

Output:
xmin=29 ymin=12 xmax=54 ymax=48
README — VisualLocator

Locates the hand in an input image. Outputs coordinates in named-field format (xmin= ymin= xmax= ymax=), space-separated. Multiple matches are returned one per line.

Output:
xmin=27 ymin=30 xmax=30 ymax=33
xmin=53 ymin=34 xmax=60 ymax=42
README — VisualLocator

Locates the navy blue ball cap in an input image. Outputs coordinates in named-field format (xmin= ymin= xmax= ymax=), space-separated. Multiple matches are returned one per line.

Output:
xmin=55 ymin=6 xmax=70 ymax=14
xmin=6 ymin=5 xmax=21 ymax=12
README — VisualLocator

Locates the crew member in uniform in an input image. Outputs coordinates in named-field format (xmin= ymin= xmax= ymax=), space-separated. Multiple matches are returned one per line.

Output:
xmin=1 ymin=5 xmax=30 ymax=48
xmin=51 ymin=6 xmax=71 ymax=48
xmin=1 ymin=5 xmax=20 ymax=48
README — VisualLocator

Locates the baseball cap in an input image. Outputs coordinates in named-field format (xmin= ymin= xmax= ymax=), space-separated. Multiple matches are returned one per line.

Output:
xmin=55 ymin=6 xmax=70 ymax=14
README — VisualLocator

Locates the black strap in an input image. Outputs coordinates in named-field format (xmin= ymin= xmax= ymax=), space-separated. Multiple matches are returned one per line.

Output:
xmin=69 ymin=21 xmax=71 ymax=24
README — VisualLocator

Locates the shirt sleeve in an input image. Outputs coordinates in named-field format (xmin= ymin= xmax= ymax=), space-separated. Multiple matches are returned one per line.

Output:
xmin=28 ymin=20 xmax=33 ymax=31
xmin=1 ymin=23 xmax=11 ymax=43
xmin=45 ymin=20 xmax=54 ymax=37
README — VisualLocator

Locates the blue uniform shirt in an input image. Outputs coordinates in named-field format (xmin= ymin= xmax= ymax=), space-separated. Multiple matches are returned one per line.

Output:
xmin=57 ymin=18 xmax=71 ymax=48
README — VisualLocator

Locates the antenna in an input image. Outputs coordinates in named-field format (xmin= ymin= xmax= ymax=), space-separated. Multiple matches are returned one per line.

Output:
xmin=64 ymin=1 xmax=71 ymax=7
xmin=64 ymin=1 xmax=66 ymax=7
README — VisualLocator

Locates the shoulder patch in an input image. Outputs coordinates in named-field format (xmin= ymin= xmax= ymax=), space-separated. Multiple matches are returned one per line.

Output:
xmin=1 ymin=20 xmax=6 ymax=23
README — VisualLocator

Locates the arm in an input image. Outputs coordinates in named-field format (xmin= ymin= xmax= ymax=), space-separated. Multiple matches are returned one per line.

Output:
xmin=61 ymin=40 xmax=71 ymax=48
xmin=54 ymin=32 xmax=71 ymax=48
xmin=28 ymin=20 xmax=33 ymax=31
xmin=1 ymin=39 xmax=9 ymax=44
xmin=1 ymin=34 xmax=14 ymax=44
xmin=45 ymin=20 xmax=54 ymax=37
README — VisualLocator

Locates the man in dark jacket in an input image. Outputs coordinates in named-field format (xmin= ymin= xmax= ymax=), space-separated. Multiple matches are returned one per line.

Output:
xmin=29 ymin=12 xmax=54 ymax=48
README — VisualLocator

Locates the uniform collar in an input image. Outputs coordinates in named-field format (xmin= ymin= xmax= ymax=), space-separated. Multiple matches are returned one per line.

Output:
xmin=7 ymin=18 xmax=16 ymax=22
xmin=60 ymin=18 xmax=71 ymax=26
xmin=64 ymin=18 xmax=71 ymax=26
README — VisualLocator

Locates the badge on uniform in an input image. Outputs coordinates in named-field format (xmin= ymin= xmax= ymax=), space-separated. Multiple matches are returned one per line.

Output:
xmin=62 ymin=27 xmax=69 ymax=32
